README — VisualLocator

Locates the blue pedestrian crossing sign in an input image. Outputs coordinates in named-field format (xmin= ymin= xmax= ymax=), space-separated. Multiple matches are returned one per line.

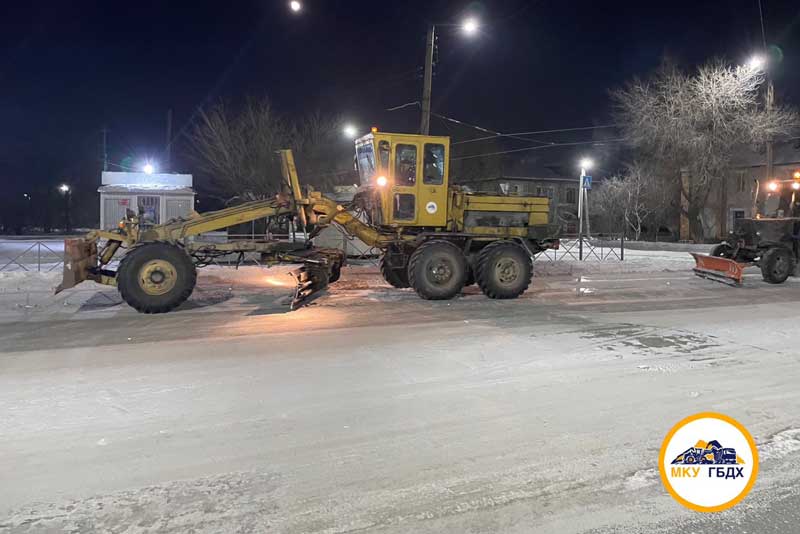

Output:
xmin=582 ymin=175 xmax=592 ymax=190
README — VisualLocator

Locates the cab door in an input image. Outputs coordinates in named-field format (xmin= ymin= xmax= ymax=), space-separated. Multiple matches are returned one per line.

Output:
xmin=416 ymin=141 xmax=448 ymax=227
xmin=390 ymin=142 xmax=420 ymax=225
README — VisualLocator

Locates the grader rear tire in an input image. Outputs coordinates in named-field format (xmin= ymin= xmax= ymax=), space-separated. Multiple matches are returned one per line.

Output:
xmin=476 ymin=241 xmax=533 ymax=299
xmin=117 ymin=242 xmax=197 ymax=313
xmin=408 ymin=240 xmax=467 ymax=300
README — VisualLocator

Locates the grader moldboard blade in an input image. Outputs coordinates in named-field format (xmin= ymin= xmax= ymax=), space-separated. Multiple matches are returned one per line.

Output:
xmin=690 ymin=252 xmax=746 ymax=286
xmin=55 ymin=238 xmax=98 ymax=294
xmin=288 ymin=263 xmax=330 ymax=310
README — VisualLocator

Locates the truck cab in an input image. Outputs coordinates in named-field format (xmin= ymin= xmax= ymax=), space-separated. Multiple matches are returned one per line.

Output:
xmin=355 ymin=130 xmax=450 ymax=229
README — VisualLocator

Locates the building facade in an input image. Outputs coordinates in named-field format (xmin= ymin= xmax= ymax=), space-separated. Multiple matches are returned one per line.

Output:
xmin=98 ymin=172 xmax=195 ymax=229
xmin=682 ymin=141 xmax=800 ymax=240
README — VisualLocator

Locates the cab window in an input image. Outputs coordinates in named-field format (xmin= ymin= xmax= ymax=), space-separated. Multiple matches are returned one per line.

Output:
xmin=395 ymin=144 xmax=417 ymax=186
xmin=394 ymin=193 xmax=415 ymax=220
xmin=356 ymin=143 xmax=376 ymax=186
xmin=378 ymin=140 xmax=390 ymax=172
xmin=423 ymin=144 xmax=445 ymax=185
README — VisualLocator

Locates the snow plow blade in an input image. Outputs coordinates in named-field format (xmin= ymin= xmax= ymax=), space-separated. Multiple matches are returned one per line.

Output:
xmin=690 ymin=252 xmax=745 ymax=286
xmin=288 ymin=264 xmax=330 ymax=310
xmin=55 ymin=238 xmax=98 ymax=294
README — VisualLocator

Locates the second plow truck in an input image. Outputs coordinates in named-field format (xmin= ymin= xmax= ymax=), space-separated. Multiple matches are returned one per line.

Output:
xmin=692 ymin=175 xmax=800 ymax=285
xmin=57 ymin=130 xmax=559 ymax=313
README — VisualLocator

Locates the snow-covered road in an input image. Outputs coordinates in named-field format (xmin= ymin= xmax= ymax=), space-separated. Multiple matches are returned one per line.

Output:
xmin=1 ymin=261 xmax=799 ymax=533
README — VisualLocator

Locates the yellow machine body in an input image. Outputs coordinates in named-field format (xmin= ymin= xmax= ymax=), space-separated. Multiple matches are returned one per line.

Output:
xmin=354 ymin=131 xmax=553 ymax=239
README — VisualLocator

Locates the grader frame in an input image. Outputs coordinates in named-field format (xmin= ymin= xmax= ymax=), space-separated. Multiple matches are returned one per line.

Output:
xmin=58 ymin=132 xmax=560 ymax=313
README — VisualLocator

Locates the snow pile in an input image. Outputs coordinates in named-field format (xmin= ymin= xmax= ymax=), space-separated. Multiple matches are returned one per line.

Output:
xmin=759 ymin=428 xmax=800 ymax=461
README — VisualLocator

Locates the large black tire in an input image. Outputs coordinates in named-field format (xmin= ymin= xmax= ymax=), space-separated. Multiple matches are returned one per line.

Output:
xmin=710 ymin=243 xmax=733 ymax=258
xmin=117 ymin=242 xmax=197 ymax=313
xmin=328 ymin=261 xmax=342 ymax=284
xmin=760 ymin=246 xmax=794 ymax=284
xmin=379 ymin=254 xmax=409 ymax=288
xmin=407 ymin=240 xmax=467 ymax=300
xmin=476 ymin=241 xmax=533 ymax=299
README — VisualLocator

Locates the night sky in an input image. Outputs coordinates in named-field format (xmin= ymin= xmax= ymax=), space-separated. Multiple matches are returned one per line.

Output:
xmin=2 ymin=0 xmax=799 ymax=199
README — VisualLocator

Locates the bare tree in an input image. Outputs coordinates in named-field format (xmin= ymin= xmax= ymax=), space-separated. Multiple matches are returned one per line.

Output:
xmin=189 ymin=97 xmax=351 ymax=200
xmin=613 ymin=59 xmax=799 ymax=241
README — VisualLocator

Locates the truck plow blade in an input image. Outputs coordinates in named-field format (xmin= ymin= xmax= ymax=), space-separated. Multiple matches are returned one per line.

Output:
xmin=690 ymin=252 xmax=746 ymax=286
xmin=55 ymin=238 xmax=98 ymax=294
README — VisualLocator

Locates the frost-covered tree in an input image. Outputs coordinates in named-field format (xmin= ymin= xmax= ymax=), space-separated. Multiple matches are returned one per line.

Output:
xmin=613 ymin=59 xmax=799 ymax=241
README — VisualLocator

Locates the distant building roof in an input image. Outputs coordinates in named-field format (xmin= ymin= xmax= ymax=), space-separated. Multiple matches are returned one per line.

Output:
xmin=731 ymin=139 xmax=800 ymax=168
xmin=101 ymin=171 xmax=193 ymax=188
xmin=98 ymin=184 xmax=194 ymax=194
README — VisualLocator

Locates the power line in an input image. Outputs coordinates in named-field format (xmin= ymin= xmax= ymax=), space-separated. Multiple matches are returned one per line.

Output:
xmin=757 ymin=0 xmax=768 ymax=50
xmin=430 ymin=111 xmax=554 ymax=146
xmin=451 ymin=138 xmax=627 ymax=161
xmin=451 ymin=124 xmax=619 ymax=146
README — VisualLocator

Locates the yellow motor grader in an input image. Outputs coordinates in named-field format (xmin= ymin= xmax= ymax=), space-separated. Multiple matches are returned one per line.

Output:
xmin=57 ymin=131 xmax=560 ymax=313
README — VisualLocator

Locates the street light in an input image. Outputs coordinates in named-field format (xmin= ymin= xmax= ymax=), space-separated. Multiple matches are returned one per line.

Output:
xmin=142 ymin=162 xmax=155 ymax=175
xmin=579 ymin=158 xmax=594 ymax=172
xmin=343 ymin=124 xmax=358 ymax=138
xmin=289 ymin=1 xmax=301 ymax=13
xmin=59 ymin=184 xmax=70 ymax=194
xmin=747 ymin=54 xmax=766 ymax=71
xmin=419 ymin=16 xmax=482 ymax=135
xmin=461 ymin=17 xmax=479 ymax=36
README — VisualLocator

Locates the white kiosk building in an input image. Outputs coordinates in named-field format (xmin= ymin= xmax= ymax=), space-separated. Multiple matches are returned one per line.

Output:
xmin=98 ymin=172 xmax=195 ymax=229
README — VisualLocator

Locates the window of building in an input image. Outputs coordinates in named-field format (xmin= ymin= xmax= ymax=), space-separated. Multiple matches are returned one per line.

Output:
xmin=395 ymin=144 xmax=417 ymax=186
xmin=565 ymin=187 xmax=577 ymax=204
xmin=737 ymin=172 xmax=747 ymax=193
xmin=423 ymin=144 xmax=445 ymax=185
xmin=536 ymin=186 xmax=554 ymax=199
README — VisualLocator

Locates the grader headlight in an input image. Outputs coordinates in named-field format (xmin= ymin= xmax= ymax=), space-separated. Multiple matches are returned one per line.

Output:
xmin=376 ymin=175 xmax=388 ymax=187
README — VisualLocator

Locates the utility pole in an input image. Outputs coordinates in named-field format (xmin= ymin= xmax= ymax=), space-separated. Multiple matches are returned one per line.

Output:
xmin=101 ymin=126 xmax=109 ymax=171
xmin=765 ymin=80 xmax=774 ymax=182
xmin=165 ymin=108 xmax=173 ymax=173
xmin=419 ymin=24 xmax=435 ymax=135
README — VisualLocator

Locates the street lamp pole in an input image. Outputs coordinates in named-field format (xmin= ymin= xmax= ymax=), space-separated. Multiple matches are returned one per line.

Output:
xmin=419 ymin=24 xmax=436 ymax=135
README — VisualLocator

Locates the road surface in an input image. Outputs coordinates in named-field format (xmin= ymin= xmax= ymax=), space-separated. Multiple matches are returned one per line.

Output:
xmin=1 ymin=264 xmax=799 ymax=533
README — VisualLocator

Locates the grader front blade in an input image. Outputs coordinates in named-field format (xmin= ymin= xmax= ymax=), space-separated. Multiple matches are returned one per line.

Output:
xmin=55 ymin=238 xmax=98 ymax=294
xmin=690 ymin=252 xmax=746 ymax=286
xmin=288 ymin=264 xmax=330 ymax=310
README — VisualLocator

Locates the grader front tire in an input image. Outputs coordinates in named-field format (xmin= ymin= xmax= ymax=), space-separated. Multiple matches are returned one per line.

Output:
xmin=379 ymin=255 xmax=410 ymax=288
xmin=408 ymin=240 xmax=467 ymax=300
xmin=117 ymin=242 xmax=197 ymax=314
xmin=476 ymin=241 xmax=533 ymax=299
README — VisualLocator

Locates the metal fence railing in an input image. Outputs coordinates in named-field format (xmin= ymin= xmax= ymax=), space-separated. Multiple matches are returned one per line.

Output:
xmin=0 ymin=240 xmax=65 ymax=272
xmin=536 ymin=236 xmax=625 ymax=263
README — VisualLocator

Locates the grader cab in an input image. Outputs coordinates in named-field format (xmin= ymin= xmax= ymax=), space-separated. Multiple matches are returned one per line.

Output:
xmin=57 ymin=131 xmax=560 ymax=313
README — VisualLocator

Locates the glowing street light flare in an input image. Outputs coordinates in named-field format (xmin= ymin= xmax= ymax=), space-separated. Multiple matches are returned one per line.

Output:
xmin=143 ymin=162 xmax=155 ymax=174
xmin=343 ymin=124 xmax=358 ymax=138
xmin=579 ymin=158 xmax=594 ymax=171
xmin=289 ymin=1 xmax=301 ymax=13
xmin=59 ymin=184 xmax=70 ymax=194
xmin=462 ymin=17 xmax=479 ymax=36
xmin=747 ymin=54 xmax=766 ymax=71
